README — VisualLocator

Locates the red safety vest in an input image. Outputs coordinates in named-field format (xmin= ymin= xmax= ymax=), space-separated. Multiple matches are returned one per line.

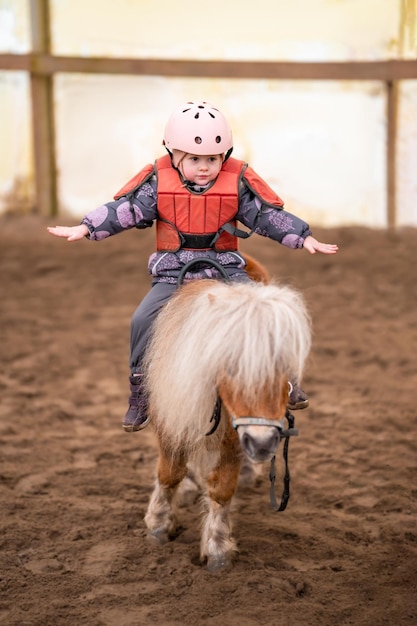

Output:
xmin=114 ymin=155 xmax=284 ymax=252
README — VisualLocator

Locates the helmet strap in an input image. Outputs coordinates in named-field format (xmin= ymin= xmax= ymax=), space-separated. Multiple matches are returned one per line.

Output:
xmin=223 ymin=147 xmax=233 ymax=162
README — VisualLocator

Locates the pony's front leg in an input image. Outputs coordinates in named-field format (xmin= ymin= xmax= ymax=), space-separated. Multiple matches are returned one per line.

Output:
xmin=145 ymin=445 xmax=187 ymax=544
xmin=201 ymin=432 xmax=242 ymax=571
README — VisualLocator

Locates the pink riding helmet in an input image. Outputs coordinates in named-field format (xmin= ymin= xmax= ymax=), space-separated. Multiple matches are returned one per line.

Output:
xmin=163 ymin=101 xmax=233 ymax=155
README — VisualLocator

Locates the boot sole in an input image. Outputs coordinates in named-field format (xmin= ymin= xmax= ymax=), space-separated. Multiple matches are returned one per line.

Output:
xmin=287 ymin=400 xmax=309 ymax=410
xmin=122 ymin=417 xmax=151 ymax=432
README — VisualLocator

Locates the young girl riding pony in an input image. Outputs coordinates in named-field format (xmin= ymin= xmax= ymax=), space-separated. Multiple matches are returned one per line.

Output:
xmin=48 ymin=101 xmax=338 ymax=432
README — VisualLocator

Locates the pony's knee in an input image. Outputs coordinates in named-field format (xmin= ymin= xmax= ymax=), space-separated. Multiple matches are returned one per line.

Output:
xmin=156 ymin=441 xmax=187 ymax=484
xmin=158 ymin=457 xmax=188 ymax=488
xmin=206 ymin=462 xmax=241 ymax=505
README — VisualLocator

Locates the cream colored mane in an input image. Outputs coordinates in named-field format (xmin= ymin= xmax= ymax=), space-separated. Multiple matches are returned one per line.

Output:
xmin=144 ymin=279 xmax=311 ymax=451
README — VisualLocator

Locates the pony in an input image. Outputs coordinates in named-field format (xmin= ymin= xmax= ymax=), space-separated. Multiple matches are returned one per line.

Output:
xmin=143 ymin=257 xmax=311 ymax=571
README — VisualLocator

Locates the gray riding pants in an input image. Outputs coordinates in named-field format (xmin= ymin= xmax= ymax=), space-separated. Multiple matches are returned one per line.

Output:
xmin=129 ymin=273 xmax=252 ymax=374
xmin=129 ymin=282 xmax=177 ymax=374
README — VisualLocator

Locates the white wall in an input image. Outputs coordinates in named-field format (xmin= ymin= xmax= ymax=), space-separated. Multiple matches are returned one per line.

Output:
xmin=0 ymin=0 xmax=416 ymax=227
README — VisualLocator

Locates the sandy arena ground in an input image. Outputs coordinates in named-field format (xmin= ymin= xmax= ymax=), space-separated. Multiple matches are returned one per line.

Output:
xmin=1 ymin=215 xmax=416 ymax=626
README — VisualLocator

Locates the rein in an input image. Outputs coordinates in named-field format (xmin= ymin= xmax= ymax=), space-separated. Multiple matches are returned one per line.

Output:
xmin=206 ymin=397 xmax=222 ymax=436
xmin=268 ymin=410 xmax=297 ymax=512
xmin=207 ymin=399 xmax=298 ymax=512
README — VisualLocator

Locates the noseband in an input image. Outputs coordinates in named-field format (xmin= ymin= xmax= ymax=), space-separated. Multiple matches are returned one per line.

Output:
xmin=231 ymin=414 xmax=298 ymax=438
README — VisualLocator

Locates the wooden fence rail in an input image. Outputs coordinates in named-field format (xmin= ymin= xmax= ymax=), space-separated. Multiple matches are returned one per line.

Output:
xmin=1 ymin=53 xmax=417 ymax=81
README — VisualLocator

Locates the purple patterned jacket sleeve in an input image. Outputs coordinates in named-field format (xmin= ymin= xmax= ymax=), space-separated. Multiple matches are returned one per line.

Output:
xmin=82 ymin=180 xmax=158 ymax=241
xmin=237 ymin=183 xmax=312 ymax=249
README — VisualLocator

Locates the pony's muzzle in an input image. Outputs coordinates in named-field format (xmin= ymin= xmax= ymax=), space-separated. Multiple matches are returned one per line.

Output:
xmin=238 ymin=425 xmax=281 ymax=463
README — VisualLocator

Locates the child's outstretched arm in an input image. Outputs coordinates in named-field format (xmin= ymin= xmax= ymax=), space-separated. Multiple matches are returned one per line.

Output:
xmin=303 ymin=235 xmax=338 ymax=255
xmin=47 ymin=224 xmax=89 ymax=242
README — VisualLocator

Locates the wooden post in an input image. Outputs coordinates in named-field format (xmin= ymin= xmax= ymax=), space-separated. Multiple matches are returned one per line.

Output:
xmin=386 ymin=80 xmax=398 ymax=229
xmin=29 ymin=0 xmax=58 ymax=216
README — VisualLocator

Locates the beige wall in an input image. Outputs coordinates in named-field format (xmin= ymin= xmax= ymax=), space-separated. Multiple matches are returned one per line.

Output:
xmin=0 ymin=0 xmax=416 ymax=226
xmin=51 ymin=0 xmax=402 ymax=61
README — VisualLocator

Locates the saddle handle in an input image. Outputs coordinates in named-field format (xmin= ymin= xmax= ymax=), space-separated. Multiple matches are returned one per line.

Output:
xmin=177 ymin=258 xmax=230 ymax=286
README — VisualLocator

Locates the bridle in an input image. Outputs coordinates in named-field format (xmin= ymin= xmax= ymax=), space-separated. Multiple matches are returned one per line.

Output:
xmin=232 ymin=409 xmax=298 ymax=513
xmin=206 ymin=398 xmax=299 ymax=512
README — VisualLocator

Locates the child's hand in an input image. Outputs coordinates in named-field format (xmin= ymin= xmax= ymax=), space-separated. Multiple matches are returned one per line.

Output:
xmin=47 ymin=224 xmax=89 ymax=241
xmin=303 ymin=235 xmax=339 ymax=255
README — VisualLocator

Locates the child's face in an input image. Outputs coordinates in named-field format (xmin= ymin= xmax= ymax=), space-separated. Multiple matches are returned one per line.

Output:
xmin=181 ymin=154 xmax=223 ymax=185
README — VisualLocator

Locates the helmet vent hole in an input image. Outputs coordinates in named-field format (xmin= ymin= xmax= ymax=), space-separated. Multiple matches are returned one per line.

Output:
xmin=209 ymin=112 xmax=215 ymax=118
xmin=195 ymin=136 xmax=202 ymax=144
xmin=194 ymin=113 xmax=200 ymax=119
xmin=215 ymin=136 xmax=221 ymax=143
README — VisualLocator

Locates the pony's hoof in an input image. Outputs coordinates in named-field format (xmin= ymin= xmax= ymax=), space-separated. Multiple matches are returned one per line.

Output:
xmin=206 ymin=554 xmax=233 ymax=572
xmin=147 ymin=529 xmax=170 ymax=545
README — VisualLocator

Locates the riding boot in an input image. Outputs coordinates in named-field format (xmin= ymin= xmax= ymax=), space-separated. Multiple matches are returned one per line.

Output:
xmin=122 ymin=375 xmax=150 ymax=432
xmin=288 ymin=380 xmax=309 ymax=410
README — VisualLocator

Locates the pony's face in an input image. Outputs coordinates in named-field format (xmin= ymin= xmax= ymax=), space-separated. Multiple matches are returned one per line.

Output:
xmin=219 ymin=377 xmax=289 ymax=463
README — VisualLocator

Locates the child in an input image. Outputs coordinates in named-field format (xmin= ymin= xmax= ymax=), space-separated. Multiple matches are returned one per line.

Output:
xmin=48 ymin=100 xmax=338 ymax=432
